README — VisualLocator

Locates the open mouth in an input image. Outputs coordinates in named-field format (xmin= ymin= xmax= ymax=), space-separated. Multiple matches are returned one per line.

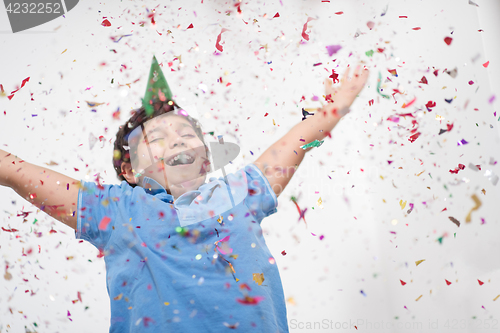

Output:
xmin=165 ymin=152 xmax=196 ymax=166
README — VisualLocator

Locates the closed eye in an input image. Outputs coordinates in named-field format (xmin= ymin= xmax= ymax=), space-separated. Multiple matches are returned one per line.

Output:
xmin=149 ymin=134 xmax=194 ymax=143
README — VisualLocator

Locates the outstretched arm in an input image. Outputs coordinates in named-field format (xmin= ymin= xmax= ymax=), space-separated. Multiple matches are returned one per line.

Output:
xmin=0 ymin=149 xmax=80 ymax=230
xmin=254 ymin=65 xmax=369 ymax=197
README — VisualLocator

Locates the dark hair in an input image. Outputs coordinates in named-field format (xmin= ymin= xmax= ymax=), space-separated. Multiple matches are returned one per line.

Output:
xmin=112 ymin=100 xmax=209 ymax=188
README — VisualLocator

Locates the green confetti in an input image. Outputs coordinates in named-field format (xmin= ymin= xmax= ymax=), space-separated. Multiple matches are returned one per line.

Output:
xmin=376 ymin=72 xmax=391 ymax=99
xmin=300 ymin=139 xmax=324 ymax=150
xmin=437 ymin=236 xmax=444 ymax=244
xmin=33 ymin=218 xmax=38 ymax=225
xmin=365 ymin=50 xmax=374 ymax=57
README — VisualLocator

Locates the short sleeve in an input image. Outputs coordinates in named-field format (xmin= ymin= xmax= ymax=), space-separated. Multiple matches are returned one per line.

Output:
xmin=244 ymin=163 xmax=278 ymax=222
xmin=76 ymin=180 xmax=129 ymax=250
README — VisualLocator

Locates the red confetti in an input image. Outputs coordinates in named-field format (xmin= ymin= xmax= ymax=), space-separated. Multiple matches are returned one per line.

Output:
xmin=273 ymin=12 xmax=280 ymax=18
xmin=399 ymin=16 xmax=408 ymax=18
xmin=1 ymin=227 xmax=19 ymax=232
xmin=98 ymin=216 xmax=111 ymax=230
xmin=425 ymin=101 xmax=436 ymax=111
xmin=446 ymin=123 xmax=454 ymax=132
xmin=281 ymin=250 xmax=287 ymax=256
xmin=97 ymin=248 xmax=105 ymax=258
xmin=301 ymin=17 xmax=315 ymax=41
xmin=187 ymin=23 xmax=194 ymax=29
xmin=419 ymin=76 xmax=428 ymax=84
xmin=483 ymin=61 xmax=489 ymax=68
xmin=478 ymin=279 xmax=484 ymax=285
xmin=101 ymin=19 xmax=111 ymax=27
xmin=400 ymin=280 xmax=407 ymax=286
xmin=215 ymin=28 xmax=229 ymax=52
xmin=334 ymin=11 xmax=343 ymax=15
xmin=408 ymin=132 xmax=421 ymax=143
xmin=444 ymin=37 xmax=453 ymax=45
xmin=236 ymin=295 xmax=265 ymax=305
xmin=329 ymin=69 xmax=339 ymax=83
xmin=445 ymin=279 xmax=452 ymax=286
xmin=412 ymin=27 xmax=421 ymax=30
xmin=468 ymin=80 xmax=474 ymax=85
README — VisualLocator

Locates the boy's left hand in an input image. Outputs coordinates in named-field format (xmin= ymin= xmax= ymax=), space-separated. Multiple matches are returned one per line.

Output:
xmin=324 ymin=65 xmax=370 ymax=115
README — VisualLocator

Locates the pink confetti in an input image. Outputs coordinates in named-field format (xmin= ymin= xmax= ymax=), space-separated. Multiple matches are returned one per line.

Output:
xmin=98 ymin=216 xmax=111 ymax=230
xmin=301 ymin=17 xmax=315 ymax=41
xmin=326 ymin=45 xmax=342 ymax=56
xmin=215 ymin=28 xmax=229 ymax=52
xmin=483 ymin=61 xmax=489 ymax=68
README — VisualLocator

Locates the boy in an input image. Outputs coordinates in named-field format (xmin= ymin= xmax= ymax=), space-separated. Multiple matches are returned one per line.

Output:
xmin=0 ymin=57 xmax=368 ymax=332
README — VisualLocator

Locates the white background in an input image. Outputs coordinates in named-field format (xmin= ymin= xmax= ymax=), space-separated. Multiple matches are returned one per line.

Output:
xmin=1 ymin=0 xmax=499 ymax=332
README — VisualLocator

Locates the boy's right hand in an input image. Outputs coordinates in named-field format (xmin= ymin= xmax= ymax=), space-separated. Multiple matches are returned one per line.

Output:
xmin=0 ymin=149 xmax=80 ymax=230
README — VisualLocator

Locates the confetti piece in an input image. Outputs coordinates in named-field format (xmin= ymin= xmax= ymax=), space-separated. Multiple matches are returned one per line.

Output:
xmin=301 ymin=17 xmax=315 ymax=41
xmin=494 ymin=295 xmax=500 ymax=301
xmin=1 ymin=227 xmax=19 ymax=232
xmin=7 ymin=77 xmax=30 ymax=100
xmin=187 ymin=23 xmax=194 ymax=29
xmin=215 ymin=28 xmax=229 ymax=52
xmin=334 ymin=11 xmax=343 ymax=15
xmin=408 ymin=132 xmax=421 ymax=143
xmin=445 ymin=279 xmax=452 ymax=286
xmin=377 ymin=72 xmax=390 ymax=99
xmin=415 ymin=295 xmax=423 ymax=301
xmin=415 ymin=259 xmax=425 ymax=266
xmin=399 ymin=200 xmax=407 ymax=210
xmin=236 ymin=296 xmax=265 ymax=305
xmin=253 ymin=273 xmax=265 ymax=286
xmin=281 ymin=250 xmax=287 ymax=256
xmin=98 ymin=216 xmax=112 ymax=230
xmin=483 ymin=61 xmax=489 ymax=68
xmin=326 ymin=45 xmax=342 ymax=56
xmin=400 ymin=280 xmax=407 ymax=286
xmin=360 ymin=290 xmax=367 ymax=297
xmin=273 ymin=12 xmax=280 ymax=18
xmin=61 ymin=49 xmax=67 ymax=54
xmin=365 ymin=50 xmax=374 ymax=57
xmin=301 ymin=108 xmax=314 ymax=121
xmin=291 ymin=196 xmax=307 ymax=226
xmin=300 ymin=139 xmax=324 ymax=149
xmin=388 ymin=69 xmax=398 ymax=77
xmin=478 ymin=279 xmax=484 ymax=286
xmin=448 ymin=216 xmax=460 ymax=227
xmin=444 ymin=37 xmax=453 ymax=45
xmin=329 ymin=69 xmax=339 ymax=83
xmin=412 ymin=27 xmax=421 ymax=30
xmin=366 ymin=21 xmax=375 ymax=30
xmin=425 ymin=101 xmax=436 ymax=111
xmin=465 ymin=194 xmax=481 ymax=223
xmin=101 ymin=19 xmax=111 ymax=27
xmin=457 ymin=139 xmax=468 ymax=146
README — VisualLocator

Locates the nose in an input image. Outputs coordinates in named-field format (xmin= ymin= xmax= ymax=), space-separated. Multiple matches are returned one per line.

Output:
xmin=169 ymin=134 xmax=186 ymax=149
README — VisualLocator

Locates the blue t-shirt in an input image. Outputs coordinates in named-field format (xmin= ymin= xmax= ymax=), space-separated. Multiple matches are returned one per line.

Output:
xmin=76 ymin=164 xmax=288 ymax=332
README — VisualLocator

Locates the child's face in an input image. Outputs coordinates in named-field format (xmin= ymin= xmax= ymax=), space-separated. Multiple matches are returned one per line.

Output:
xmin=130 ymin=113 xmax=209 ymax=198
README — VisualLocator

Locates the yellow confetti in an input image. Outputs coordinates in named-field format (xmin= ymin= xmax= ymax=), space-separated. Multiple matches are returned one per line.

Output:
xmin=86 ymin=101 xmax=105 ymax=108
xmin=481 ymin=189 xmax=486 ymax=195
xmin=287 ymin=297 xmax=296 ymax=305
xmin=317 ymin=197 xmax=323 ymax=208
xmin=273 ymin=119 xmax=276 ymax=125
xmin=416 ymin=170 xmax=425 ymax=176
xmin=4 ymin=272 xmax=12 ymax=280
xmin=217 ymin=215 xmax=223 ymax=224
xmin=493 ymin=295 xmax=500 ymax=301
xmin=253 ymin=273 xmax=265 ymax=286
xmin=465 ymin=194 xmax=482 ymax=223
xmin=101 ymin=199 xmax=110 ymax=207
xmin=164 ymin=302 xmax=170 ymax=306
xmin=380 ymin=175 xmax=384 ymax=180
xmin=415 ymin=259 xmax=425 ymax=266
xmin=113 ymin=293 xmax=123 ymax=301
xmin=61 ymin=49 xmax=67 ymax=54
xmin=399 ymin=200 xmax=407 ymax=210
xmin=415 ymin=295 xmax=423 ymax=301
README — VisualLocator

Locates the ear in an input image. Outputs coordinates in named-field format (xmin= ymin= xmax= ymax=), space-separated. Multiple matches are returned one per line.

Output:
xmin=121 ymin=162 xmax=138 ymax=185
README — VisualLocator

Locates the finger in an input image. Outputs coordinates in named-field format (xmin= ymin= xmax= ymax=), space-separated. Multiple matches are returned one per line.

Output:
xmin=341 ymin=66 xmax=351 ymax=83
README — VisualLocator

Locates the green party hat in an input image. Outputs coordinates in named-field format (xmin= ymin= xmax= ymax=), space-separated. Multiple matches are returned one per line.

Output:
xmin=142 ymin=56 xmax=173 ymax=116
